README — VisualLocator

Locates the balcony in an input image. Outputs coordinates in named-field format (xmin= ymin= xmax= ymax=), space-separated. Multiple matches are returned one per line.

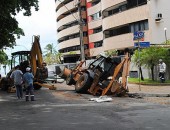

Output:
xmin=58 ymin=25 xmax=79 ymax=39
xmin=58 ymin=25 xmax=87 ymax=39
xmin=103 ymin=5 xmax=149 ymax=31
xmin=101 ymin=0 xmax=126 ymax=11
xmin=89 ymin=32 xmax=103 ymax=43
xmin=90 ymin=47 xmax=103 ymax=56
xmin=56 ymin=1 xmax=76 ymax=19
xmin=56 ymin=0 xmax=72 ymax=12
xmin=88 ymin=2 xmax=101 ymax=16
xmin=58 ymin=37 xmax=80 ymax=49
xmin=88 ymin=19 xmax=102 ymax=29
xmin=103 ymin=30 xmax=150 ymax=51
xmin=58 ymin=37 xmax=88 ymax=50
xmin=57 ymin=12 xmax=79 ymax=29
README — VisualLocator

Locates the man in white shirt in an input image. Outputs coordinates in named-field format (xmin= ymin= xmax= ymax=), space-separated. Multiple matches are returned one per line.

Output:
xmin=10 ymin=65 xmax=23 ymax=99
xmin=159 ymin=59 xmax=166 ymax=83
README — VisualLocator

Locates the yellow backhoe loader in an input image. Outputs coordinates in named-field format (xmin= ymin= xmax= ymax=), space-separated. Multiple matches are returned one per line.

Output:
xmin=61 ymin=49 xmax=131 ymax=96
xmin=0 ymin=35 xmax=56 ymax=92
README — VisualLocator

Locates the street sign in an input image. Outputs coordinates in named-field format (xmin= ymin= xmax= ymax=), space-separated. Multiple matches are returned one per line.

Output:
xmin=133 ymin=31 xmax=145 ymax=40
xmin=134 ymin=42 xmax=150 ymax=48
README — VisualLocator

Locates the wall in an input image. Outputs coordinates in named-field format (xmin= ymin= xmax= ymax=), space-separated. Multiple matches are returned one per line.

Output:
xmin=150 ymin=0 xmax=170 ymax=44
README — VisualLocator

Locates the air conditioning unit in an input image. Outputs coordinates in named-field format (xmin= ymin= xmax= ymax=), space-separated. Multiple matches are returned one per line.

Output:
xmin=155 ymin=13 xmax=162 ymax=22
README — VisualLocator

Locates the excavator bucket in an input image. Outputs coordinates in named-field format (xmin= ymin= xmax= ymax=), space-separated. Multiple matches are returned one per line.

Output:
xmin=111 ymin=81 xmax=127 ymax=96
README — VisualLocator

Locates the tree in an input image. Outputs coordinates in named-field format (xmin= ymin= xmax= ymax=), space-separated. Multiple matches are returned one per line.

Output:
xmin=43 ymin=52 xmax=62 ymax=65
xmin=163 ymin=39 xmax=170 ymax=44
xmin=43 ymin=43 xmax=62 ymax=64
xmin=44 ymin=43 xmax=57 ymax=54
xmin=105 ymin=49 xmax=117 ymax=57
xmin=132 ymin=46 xmax=169 ymax=81
xmin=0 ymin=50 xmax=8 ymax=64
xmin=0 ymin=0 xmax=39 ymax=49
xmin=69 ymin=51 xmax=77 ymax=55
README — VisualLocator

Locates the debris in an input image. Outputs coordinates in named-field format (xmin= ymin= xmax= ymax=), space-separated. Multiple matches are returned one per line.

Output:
xmin=128 ymin=93 xmax=143 ymax=99
xmin=89 ymin=96 xmax=112 ymax=103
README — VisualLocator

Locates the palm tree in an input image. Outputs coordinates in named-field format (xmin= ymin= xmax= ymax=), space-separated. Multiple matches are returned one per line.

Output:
xmin=44 ymin=43 xmax=57 ymax=55
xmin=43 ymin=43 xmax=63 ymax=64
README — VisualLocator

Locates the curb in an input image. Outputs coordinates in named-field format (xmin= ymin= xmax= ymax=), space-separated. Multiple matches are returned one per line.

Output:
xmin=128 ymin=93 xmax=170 ymax=98
xmin=128 ymin=82 xmax=170 ymax=86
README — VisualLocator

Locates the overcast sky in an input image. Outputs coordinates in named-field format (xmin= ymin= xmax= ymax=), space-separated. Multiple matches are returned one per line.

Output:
xmin=10 ymin=0 xmax=57 ymax=54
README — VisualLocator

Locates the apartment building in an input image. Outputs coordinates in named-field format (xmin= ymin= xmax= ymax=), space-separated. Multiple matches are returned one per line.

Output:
xmin=55 ymin=0 xmax=170 ymax=57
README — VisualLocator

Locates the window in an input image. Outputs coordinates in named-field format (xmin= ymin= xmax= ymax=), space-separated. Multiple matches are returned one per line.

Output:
xmin=59 ymin=44 xmax=89 ymax=53
xmin=119 ymin=4 xmax=127 ymax=12
xmin=107 ymin=25 xmax=129 ymax=37
xmin=138 ymin=0 xmax=147 ymax=6
xmin=144 ymin=20 xmax=149 ymax=30
xmin=93 ymin=26 xmax=102 ymax=34
xmin=58 ymin=33 xmax=80 ymax=43
xmin=83 ymin=32 xmax=88 ymax=37
xmin=108 ymin=10 xmax=113 ymax=16
xmin=81 ymin=6 xmax=86 ymax=11
xmin=91 ymin=0 xmax=100 ymax=6
xmin=130 ymin=20 xmax=149 ymax=33
xmin=106 ymin=4 xmax=127 ymax=17
xmin=91 ymin=11 xmax=101 ymax=20
xmin=134 ymin=24 xmax=139 ymax=32
xmin=127 ymin=0 xmax=147 ymax=8
xmin=84 ymin=44 xmax=89 ymax=49
xmin=104 ymin=19 xmax=149 ymax=38
xmin=104 ymin=0 xmax=147 ymax=18
xmin=127 ymin=0 xmax=137 ymax=8
xmin=94 ymin=41 xmax=103 ymax=48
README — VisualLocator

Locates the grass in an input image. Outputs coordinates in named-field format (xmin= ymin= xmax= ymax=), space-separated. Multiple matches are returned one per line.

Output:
xmin=128 ymin=78 xmax=170 ymax=85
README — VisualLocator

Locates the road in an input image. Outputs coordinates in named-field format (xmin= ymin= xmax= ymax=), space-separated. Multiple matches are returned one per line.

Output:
xmin=0 ymin=84 xmax=170 ymax=130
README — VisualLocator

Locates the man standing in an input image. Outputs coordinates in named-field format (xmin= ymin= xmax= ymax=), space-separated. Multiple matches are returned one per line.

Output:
xmin=10 ymin=65 xmax=23 ymax=99
xmin=159 ymin=59 xmax=166 ymax=83
xmin=23 ymin=67 xmax=35 ymax=101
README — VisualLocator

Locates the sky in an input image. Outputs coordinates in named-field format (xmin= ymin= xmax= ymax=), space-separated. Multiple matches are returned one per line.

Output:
xmin=6 ymin=0 xmax=57 ymax=55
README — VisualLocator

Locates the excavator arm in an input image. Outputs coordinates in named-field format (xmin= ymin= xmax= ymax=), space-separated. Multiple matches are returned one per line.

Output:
xmin=102 ymin=52 xmax=130 ymax=96
xmin=30 ymin=35 xmax=43 ymax=76
xmin=30 ymin=35 xmax=56 ymax=90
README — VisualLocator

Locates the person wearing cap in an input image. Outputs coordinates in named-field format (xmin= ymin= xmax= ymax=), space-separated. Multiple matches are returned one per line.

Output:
xmin=35 ymin=62 xmax=48 ymax=81
xmin=10 ymin=65 xmax=23 ymax=99
xmin=159 ymin=59 xmax=166 ymax=83
xmin=23 ymin=67 xmax=35 ymax=101
xmin=41 ymin=62 xmax=48 ymax=79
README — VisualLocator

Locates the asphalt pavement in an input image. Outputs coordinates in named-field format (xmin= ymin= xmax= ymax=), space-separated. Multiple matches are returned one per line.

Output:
xmin=1 ymin=64 xmax=170 ymax=129
xmin=1 ymin=84 xmax=170 ymax=130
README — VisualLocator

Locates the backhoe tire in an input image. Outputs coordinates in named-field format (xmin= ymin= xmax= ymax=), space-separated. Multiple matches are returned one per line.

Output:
xmin=66 ymin=74 xmax=75 ymax=85
xmin=75 ymin=73 xmax=92 ymax=93
xmin=33 ymin=84 xmax=42 ymax=90
xmin=0 ymin=78 xmax=10 ymax=91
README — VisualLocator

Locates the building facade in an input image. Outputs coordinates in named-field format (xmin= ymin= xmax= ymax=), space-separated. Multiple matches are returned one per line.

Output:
xmin=55 ymin=0 xmax=170 ymax=57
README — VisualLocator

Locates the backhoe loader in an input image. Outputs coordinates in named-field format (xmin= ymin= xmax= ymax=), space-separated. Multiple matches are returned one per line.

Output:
xmin=0 ymin=35 xmax=56 ymax=92
xmin=61 ymin=49 xmax=130 ymax=96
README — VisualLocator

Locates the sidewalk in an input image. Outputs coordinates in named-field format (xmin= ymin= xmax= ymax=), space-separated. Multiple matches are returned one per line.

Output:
xmin=128 ymin=83 xmax=170 ymax=97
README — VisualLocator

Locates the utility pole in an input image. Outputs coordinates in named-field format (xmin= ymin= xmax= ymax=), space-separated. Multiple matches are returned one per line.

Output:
xmin=137 ymin=40 xmax=141 ymax=91
xmin=77 ymin=0 xmax=85 ymax=61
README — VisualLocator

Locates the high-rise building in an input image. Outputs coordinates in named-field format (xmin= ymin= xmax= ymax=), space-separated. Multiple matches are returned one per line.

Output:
xmin=55 ymin=0 xmax=170 ymax=58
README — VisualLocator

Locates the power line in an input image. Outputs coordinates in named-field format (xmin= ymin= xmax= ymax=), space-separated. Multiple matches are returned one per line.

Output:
xmin=57 ymin=0 xmax=85 ymax=60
